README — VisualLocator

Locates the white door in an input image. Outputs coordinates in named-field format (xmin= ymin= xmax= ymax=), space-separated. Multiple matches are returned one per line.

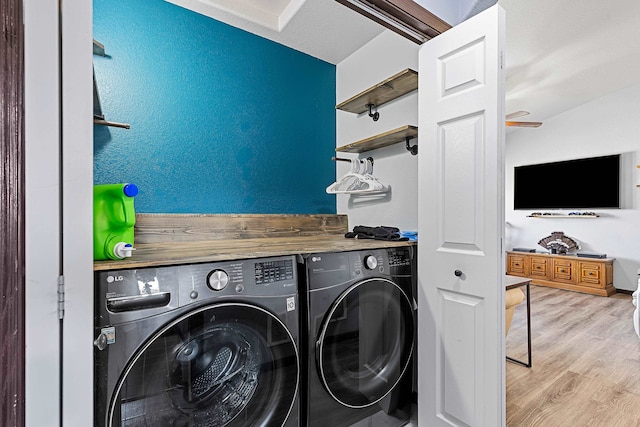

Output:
xmin=418 ymin=5 xmax=505 ymax=427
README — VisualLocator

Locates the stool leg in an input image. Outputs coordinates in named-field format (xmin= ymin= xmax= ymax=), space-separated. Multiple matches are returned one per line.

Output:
xmin=506 ymin=283 xmax=532 ymax=368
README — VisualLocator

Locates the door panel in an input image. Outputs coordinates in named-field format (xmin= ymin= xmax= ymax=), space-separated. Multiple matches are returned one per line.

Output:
xmin=439 ymin=290 xmax=483 ymax=426
xmin=439 ymin=112 xmax=485 ymax=252
xmin=440 ymin=39 xmax=485 ymax=97
xmin=418 ymin=5 xmax=505 ymax=426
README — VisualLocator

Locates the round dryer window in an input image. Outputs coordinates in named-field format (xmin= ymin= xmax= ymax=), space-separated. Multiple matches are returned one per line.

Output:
xmin=316 ymin=278 xmax=415 ymax=408
xmin=108 ymin=303 xmax=299 ymax=426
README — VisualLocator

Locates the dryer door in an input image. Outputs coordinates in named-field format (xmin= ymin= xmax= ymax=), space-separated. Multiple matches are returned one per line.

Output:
xmin=107 ymin=302 xmax=298 ymax=427
xmin=316 ymin=278 xmax=414 ymax=408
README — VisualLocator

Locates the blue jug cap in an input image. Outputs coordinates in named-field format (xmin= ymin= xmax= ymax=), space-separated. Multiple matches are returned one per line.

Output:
xmin=123 ymin=183 xmax=138 ymax=197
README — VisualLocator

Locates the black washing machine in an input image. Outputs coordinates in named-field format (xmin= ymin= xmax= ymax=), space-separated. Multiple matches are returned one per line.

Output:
xmin=94 ymin=256 xmax=300 ymax=427
xmin=299 ymin=247 xmax=416 ymax=427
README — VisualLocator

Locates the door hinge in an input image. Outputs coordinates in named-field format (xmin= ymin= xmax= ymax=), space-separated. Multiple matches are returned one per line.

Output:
xmin=500 ymin=51 xmax=504 ymax=70
xmin=58 ymin=275 xmax=65 ymax=320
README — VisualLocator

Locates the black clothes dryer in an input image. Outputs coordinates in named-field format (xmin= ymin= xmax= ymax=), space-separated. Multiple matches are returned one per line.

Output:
xmin=94 ymin=256 xmax=300 ymax=427
xmin=299 ymin=247 xmax=416 ymax=427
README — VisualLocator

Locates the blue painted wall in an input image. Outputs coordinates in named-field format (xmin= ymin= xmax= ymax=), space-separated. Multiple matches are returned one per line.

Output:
xmin=93 ymin=0 xmax=336 ymax=214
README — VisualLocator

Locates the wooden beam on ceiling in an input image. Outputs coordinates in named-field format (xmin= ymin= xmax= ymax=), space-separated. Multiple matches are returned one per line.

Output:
xmin=335 ymin=0 xmax=451 ymax=44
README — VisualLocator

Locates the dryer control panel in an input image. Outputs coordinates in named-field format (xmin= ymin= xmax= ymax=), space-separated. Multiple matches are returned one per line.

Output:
xmin=305 ymin=247 xmax=415 ymax=290
xmin=388 ymin=250 xmax=412 ymax=268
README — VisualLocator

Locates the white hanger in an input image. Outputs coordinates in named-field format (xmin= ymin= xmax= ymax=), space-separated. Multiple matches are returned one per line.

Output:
xmin=361 ymin=158 xmax=389 ymax=192
xmin=326 ymin=158 xmax=390 ymax=195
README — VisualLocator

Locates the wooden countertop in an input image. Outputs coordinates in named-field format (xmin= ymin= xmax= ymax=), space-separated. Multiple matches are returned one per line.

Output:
xmin=94 ymin=235 xmax=415 ymax=271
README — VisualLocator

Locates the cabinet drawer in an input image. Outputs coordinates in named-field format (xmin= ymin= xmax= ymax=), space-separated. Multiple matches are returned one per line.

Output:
xmin=508 ymin=254 xmax=526 ymax=275
xmin=530 ymin=256 xmax=548 ymax=278
xmin=552 ymin=259 xmax=574 ymax=283
xmin=578 ymin=262 xmax=603 ymax=287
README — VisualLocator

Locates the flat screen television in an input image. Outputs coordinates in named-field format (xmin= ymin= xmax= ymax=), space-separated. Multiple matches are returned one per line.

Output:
xmin=514 ymin=154 xmax=620 ymax=210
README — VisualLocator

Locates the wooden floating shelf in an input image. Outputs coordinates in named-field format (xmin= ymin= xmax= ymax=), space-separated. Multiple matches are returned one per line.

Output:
xmin=93 ymin=39 xmax=105 ymax=56
xmin=336 ymin=125 xmax=418 ymax=153
xmin=93 ymin=40 xmax=130 ymax=130
xmin=336 ymin=69 xmax=418 ymax=114
xmin=527 ymin=214 xmax=599 ymax=218
xmin=93 ymin=119 xmax=131 ymax=129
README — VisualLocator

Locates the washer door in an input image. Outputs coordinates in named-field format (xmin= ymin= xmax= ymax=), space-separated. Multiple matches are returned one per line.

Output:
xmin=108 ymin=303 xmax=298 ymax=427
xmin=316 ymin=278 xmax=414 ymax=408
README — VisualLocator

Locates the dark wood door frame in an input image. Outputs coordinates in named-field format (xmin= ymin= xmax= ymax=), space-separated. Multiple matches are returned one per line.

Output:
xmin=1 ymin=0 xmax=26 ymax=425
xmin=335 ymin=0 xmax=451 ymax=43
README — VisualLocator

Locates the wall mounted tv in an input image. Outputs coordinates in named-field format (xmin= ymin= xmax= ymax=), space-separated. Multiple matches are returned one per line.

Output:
xmin=514 ymin=154 xmax=620 ymax=210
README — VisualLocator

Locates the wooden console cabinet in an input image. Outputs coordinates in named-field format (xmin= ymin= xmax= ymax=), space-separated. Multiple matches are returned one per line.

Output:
xmin=506 ymin=251 xmax=615 ymax=296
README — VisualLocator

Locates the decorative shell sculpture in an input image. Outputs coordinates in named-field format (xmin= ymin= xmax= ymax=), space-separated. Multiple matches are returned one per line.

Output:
xmin=538 ymin=231 xmax=580 ymax=255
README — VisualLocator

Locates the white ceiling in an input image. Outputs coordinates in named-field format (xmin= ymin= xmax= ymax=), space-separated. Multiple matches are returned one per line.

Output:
xmin=167 ymin=0 xmax=640 ymax=123
xmin=500 ymin=0 xmax=640 ymax=123
xmin=197 ymin=0 xmax=304 ymax=31
xmin=166 ymin=0 xmax=385 ymax=65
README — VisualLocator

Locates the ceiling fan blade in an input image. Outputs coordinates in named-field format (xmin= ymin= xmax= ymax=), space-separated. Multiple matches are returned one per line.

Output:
xmin=505 ymin=111 xmax=530 ymax=120
xmin=505 ymin=121 xmax=542 ymax=128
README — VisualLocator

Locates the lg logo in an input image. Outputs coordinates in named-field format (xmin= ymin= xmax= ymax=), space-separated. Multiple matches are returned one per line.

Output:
xmin=106 ymin=275 xmax=124 ymax=283
xmin=311 ymin=256 xmax=321 ymax=262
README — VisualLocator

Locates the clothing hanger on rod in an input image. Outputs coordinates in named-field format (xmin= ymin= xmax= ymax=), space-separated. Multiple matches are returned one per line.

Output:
xmin=326 ymin=157 xmax=390 ymax=195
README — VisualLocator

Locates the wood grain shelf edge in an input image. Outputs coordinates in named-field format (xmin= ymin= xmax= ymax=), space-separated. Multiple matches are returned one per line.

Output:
xmin=336 ymin=68 xmax=418 ymax=114
xmin=336 ymin=125 xmax=418 ymax=153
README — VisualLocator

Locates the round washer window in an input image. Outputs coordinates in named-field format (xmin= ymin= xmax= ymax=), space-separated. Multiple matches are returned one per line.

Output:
xmin=108 ymin=303 xmax=298 ymax=427
xmin=316 ymin=278 xmax=414 ymax=408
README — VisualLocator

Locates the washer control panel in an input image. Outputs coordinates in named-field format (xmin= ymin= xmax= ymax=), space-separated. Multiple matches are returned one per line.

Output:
xmin=178 ymin=256 xmax=297 ymax=306
xmin=95 ymin=255 xmax=298 ymax=325
xmin=255 ymin=259 xmax=294 ymax=284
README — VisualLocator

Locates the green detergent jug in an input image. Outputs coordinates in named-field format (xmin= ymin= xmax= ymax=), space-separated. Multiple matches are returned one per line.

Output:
xmin=93 ymin=183 xmax=138 ymax=260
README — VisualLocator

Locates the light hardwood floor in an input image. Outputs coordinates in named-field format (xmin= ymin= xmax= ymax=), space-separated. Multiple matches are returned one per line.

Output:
xmin=506 ymin=285 xmax=640 ymax=426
